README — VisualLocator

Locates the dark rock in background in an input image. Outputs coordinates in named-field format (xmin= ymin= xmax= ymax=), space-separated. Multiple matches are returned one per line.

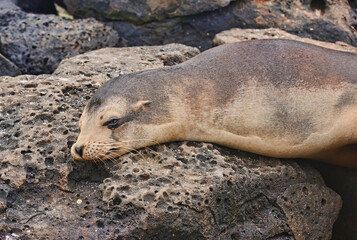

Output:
xmin=0 ymin=53 xmax=21 ymax=77
xmin=63 ymin=0 xmax=233 ymax=23
xmin=102 ymin=0 xmax=357 ymax=50
xmin=0 ymin=0 xmax=118 ymax=75
xmin=0 ymin=44 xmax=342 ymax=239
xmin=15 ymin=0 xmax=62 ymax=15
xmin=308 ymin=161 xmax=357 ymax=240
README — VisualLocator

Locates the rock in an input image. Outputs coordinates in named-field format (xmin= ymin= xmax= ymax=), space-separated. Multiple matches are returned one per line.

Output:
xmin=0 ymin=0 xmax=118 ymax=74
xmin=0 ymin=0 xmax=25 ymax=27
xmin=0 ymin=44 xmax=344 ymax=239
xmin=63 ymin=0 xmax=233 ymax=23
xmin=308 ymin=161 xmax=357 ymax=240
xmin=0 ymin=53 xmax=21 ymax=77
xmin=54 ymin=44 xmax=200 ymax=83
xmin=99 ymin=143 xmax=341 ymax=240
xmin=106 ymin=0 xmax=357 ymax=50
xmin=213 ymin=27 xmax=357 ymax=53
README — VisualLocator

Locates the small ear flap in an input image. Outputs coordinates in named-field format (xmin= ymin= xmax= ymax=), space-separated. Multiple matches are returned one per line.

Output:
xmin=132 ymin=100 xmax=152 ymax=112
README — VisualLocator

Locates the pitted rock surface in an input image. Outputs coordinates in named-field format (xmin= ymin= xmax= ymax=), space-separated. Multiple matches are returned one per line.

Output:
xmin=0 ymin=44 xmax=344 ymax=239
xmin=0 ymin=0 xmax=25 ymax=27
xmin=0 ymin=0 xmax=118 ymax=75
xmin=54 ymin=44 xmax=200 ymax=84
xmin=63 ymin=0 xmax=233 ymax=23
xmin=106 ymin=0 xmax=357 ymax=50
xmin=100 ymin=142 xmax=341 ymax=240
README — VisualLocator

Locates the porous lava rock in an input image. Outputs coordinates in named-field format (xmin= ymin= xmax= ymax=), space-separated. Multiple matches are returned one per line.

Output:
xmin=0 ymin=43 xmax=345 ymax=239
xmin=64 ymin=0 xmax=233 ymax=23
xmin=213 ymin=27 xmax=357 ymax=53
xmin=0 ymin=0 xmax=25 ymax=27
xmin=99 ymin=142 xmax=341 ymax=240
xmin=104 ymin=0 xmax=357 ymax=50
xmin=54 ymin=44 xmax=200 ymax=83
xmin=0 ymin=53 xmax=21 ymax=77
xmin=0 ymin=0 xmax=118 ymax=75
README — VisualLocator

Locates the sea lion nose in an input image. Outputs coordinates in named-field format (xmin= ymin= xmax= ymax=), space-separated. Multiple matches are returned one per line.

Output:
xmin=75 ymin=146 xmax=83 ymax=157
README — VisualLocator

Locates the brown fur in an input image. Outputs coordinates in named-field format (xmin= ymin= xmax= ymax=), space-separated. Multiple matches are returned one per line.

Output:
xmin=72 ymin=40 xmax=357 ymax=168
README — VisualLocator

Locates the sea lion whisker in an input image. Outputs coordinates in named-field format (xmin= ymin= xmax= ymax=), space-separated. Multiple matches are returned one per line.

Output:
xmin=97 ymin=152 xmax=118 ymax=164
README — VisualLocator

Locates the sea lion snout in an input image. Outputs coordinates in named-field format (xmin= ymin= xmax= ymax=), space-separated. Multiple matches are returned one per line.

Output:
xmin=71 ymin=142 xmax=85 ymax=160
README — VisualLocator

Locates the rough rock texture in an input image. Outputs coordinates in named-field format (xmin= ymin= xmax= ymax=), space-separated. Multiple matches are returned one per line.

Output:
xmin=0 ymin=0 xmax=25 ymax=27
xmin=54 ymin=44 xmax=200 ymax=83
xmin=307 ymin=161 xmax=357 ymax=240
xmin=0 ymin=0 xmax=118 ymax=74
xmin=213 ymin=27 xmax=357 ymax=53
xmin=105 ymin=0 xmax=357 ymax=50
xmin=0 ymin=53 xmax=21 ymax=77
xmin=64 ymin=0 xmax=233 ymax=23
xmin=0 ymin=44 xmax=343 ymax=239
xmin=99 ymin=143 xmax=341 ymax=240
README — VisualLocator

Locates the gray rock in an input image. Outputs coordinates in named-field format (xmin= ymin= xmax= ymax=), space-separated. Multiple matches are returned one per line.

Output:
xmin=0 ymin=44 xmax=343 ymax=239
xmin=0 ymin=15 xmax=118 ymax=74
xmin=63 ymin=0 xmax=233 ymax=23
xmin=0 ymin=53 xmax=21 ymax=77
xmin=0 ymin=0 xmax=25 ymax=27
xmin=106 ymin=0 xmax=357 ymax=50
xmin=0 ymin=0 xmax=119 ymax=74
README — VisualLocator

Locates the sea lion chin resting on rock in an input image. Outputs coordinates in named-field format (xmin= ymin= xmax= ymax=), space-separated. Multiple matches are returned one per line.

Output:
xmin=71 ymin=39 xmax=357 ymax=168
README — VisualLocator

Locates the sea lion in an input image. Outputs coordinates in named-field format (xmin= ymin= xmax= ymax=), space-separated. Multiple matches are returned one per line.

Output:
xmin=71 ymin=39 xmax=357 ymax=168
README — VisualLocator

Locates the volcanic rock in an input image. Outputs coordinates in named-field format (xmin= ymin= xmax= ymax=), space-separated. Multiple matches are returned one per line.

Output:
xmin=0 ymin=53 xmax=21 ymax=77
xmin=0 ymin=0 xmax=118 ymax=74
xmin=102 ymin=0 xmax=357 ymax=50
xmin=63 ymin=0 xmax=233 ymax=23
xmin=0 ymin=43 xmax=346 ymax=239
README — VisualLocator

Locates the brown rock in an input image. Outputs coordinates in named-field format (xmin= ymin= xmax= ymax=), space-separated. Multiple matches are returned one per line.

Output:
xmin=54 ymin=44 xmax=200 ymax=84
xmin=63 ymin=0 xmax=233 ymax=23
xmin=213 ymin=28 xmax=357 ymax=53
xmin=0 ymin=44 xmax=343 ymax=239
xmin=100 ymin=142 xmax=341 ymax=239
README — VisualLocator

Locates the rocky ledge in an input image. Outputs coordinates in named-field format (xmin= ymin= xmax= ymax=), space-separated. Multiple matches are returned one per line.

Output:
xmin=0 ymin=40 xmax=352 ymax=239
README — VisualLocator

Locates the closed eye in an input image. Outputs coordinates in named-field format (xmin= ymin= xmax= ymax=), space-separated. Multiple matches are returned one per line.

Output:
xmin=103 ymin=115 xmax=136 ymax=129
xmin=103 ymin=118 xmax=121 ymax=129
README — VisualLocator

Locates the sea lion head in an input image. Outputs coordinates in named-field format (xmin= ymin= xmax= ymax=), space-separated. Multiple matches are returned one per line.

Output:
xmin=70 ymin=77 xmax=158 ymax=162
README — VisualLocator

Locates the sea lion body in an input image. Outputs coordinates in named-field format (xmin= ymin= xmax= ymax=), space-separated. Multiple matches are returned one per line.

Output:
xmin=71 ymin=40 xmax=357 ymax=168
